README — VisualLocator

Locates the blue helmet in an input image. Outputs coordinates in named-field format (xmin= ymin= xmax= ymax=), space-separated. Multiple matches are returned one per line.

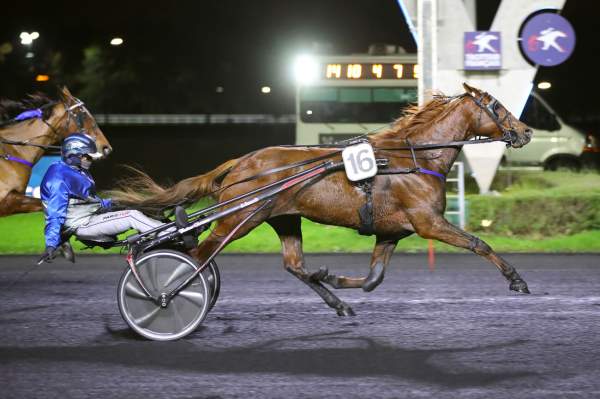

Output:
xmin=61 ymin=133 xmax=97 ymax=162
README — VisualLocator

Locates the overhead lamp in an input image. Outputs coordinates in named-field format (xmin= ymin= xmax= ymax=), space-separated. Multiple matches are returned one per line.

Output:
xmin=537 ymin=81 xmax=551 ymax=90
xmin=20 ymin=31 xmax=39 ymax=45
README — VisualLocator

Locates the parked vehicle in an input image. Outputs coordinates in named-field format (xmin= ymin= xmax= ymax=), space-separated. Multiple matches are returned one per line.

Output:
xmin=505 ymin=92 xmax=599 ymax=171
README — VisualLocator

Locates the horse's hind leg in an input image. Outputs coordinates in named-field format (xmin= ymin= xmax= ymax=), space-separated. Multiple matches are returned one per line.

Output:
xmin=412 ymin=214 xmax=530 ymax=294
xmin=0 ymin=191 xmax=43 ymax=216
xmin=189 ymin=205 xmax=268 ymax=263
xmin=314 ymin=234 xmax=406 ymax=292
xmin=267 ymin=215 xmax=355 ymax=316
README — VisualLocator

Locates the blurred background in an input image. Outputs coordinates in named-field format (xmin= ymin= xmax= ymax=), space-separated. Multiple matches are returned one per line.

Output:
xmin=1 ymin=1 xmax=598 ymax=182
xmin=1 ymin=0 xmax=599 ymax=252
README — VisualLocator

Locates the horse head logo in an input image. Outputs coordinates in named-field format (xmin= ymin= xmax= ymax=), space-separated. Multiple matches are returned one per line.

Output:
xmin=537 ymin=27 xmax=568 ymax=52
xmin=471 ymin=32 xmax=499 ymax=53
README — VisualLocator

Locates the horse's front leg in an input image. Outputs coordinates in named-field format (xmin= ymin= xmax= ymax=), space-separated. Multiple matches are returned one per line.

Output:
xmin=411 ymin=212 xmax=530 ymax=294
xmin=314 ymin=234 xmax=403 ymax=292
xmin=0 ymin=191 xmax=43 ymax=217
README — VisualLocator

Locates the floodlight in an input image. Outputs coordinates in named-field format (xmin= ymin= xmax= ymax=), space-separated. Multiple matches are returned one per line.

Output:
xmin=293 ymin=55 xmax=318 ymax=85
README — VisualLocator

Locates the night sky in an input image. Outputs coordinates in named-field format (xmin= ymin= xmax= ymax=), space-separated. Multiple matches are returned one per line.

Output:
xmin=0 ymin=0 xmax=598 ymax=129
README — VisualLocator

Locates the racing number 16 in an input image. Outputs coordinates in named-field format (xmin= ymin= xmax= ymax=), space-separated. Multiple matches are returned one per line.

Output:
xmin=342 ymin=143 xmax=378 ymax=181
xmin=345 ymin=149 xmax=374 ymax=174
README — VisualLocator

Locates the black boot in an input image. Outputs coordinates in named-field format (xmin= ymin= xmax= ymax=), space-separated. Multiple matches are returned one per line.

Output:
xmin=175 ymin=206 xmax=189 ymax=228
xmin=59 ymin=241 xmax=76 ymax=263
xmin=174 ymin=206 xmax=198 ymax=249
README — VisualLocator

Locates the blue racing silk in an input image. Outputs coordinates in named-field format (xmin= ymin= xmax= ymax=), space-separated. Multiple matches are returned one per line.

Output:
xmin=40 ymin=161 xmax=112 ymax=247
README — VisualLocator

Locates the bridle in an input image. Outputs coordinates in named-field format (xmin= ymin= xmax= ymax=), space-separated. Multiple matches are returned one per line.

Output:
xmin=285 ymin=92 xmax=522 ymax=152
xmin=64 ymin=98 xmax=98 ymax=135
xmin=0 ymin=99 xmax=91 ymax=151
xmin=468 ymin=92 xmax=520 ymax=147
xmin=243 ymin=91 xmax=525 ymax=186
xmin=0 ymin=98 xmax=96 ymax=167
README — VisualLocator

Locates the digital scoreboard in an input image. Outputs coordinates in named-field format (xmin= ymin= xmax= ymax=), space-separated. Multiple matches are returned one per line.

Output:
xmin=321 ymin=63 xmax=418 ymax=80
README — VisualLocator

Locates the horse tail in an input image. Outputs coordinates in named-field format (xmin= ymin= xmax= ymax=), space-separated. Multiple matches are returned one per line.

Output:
xmin=108 ymin=158 xmax=239 ymax=215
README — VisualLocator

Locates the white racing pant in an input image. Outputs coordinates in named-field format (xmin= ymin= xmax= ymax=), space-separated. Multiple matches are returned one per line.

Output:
xmin=75 ymin=210 xmax=169 ymax=242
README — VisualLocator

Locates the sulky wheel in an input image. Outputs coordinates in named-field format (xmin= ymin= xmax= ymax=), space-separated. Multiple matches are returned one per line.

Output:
xmin=204 ymin=260 xmax=221 ymax=312
xmin=117 ymin=249 xmax=210 ymax=341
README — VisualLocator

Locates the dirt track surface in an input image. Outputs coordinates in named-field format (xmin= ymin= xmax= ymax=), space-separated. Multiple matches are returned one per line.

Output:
xmin=1 ymin=253 xmax=600 ymax=399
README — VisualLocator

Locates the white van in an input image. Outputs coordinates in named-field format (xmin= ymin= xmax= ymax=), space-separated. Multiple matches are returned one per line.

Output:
xmin=504 ymin=92 xmax=592 ymax=170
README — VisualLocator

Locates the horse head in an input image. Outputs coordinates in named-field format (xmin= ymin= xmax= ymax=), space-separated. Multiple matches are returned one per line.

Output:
xmin=58 ymin=87 xmax=112 ymax=159
xmin=462 ymin=83 xmax=532 ymax=148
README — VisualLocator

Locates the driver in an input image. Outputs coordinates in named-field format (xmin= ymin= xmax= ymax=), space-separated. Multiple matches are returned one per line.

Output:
xmin=39 ymin=133 xmax=174 ymax=262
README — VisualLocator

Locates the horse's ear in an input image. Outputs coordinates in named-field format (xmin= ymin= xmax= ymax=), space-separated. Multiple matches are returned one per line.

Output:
xmin=462 ymin=82 xmax=481 ymax=97
xmin=59 ymin=86 xmax=73 ymax=101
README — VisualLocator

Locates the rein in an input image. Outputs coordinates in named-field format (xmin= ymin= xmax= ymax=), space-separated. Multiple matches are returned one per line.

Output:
xmin=0 ymin=137 xmax=61 ymax=151
xmin=374 ymin=136 xmax=503 ymax=151
xmin=281 ymin=135 xmax=505 ymax=151
xmin=0 ymin=100 xmax=88 ymax=167
xmin=199 ymin=92 xmax=517 ymax=201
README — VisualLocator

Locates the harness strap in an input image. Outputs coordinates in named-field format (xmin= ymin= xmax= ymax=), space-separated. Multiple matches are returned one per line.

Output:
xmin=417 ymin=167 xmax=446 ymax=181
xmin=0 ymin=138 xmax=61 ymax=150
xmin=376 ymin=137 xmax=500 ymax=151
xmin=2 ymin=154 xmax=34 ymax=168
xmin=281 ymin=137 xmax=501 ymax=150
xmin=377 ymin=167 xmax=416 ymax=175
xmin=376 ymin=166 xmax=445 ymax=181
xmin=406 ymin=139 xmax=418 ymax=167
xmin=355 ymin=166 xmax=444 ymax=237
xmin=210 ymin=150 xmax=342 ymax=197
xmin=357 ymin=179 xmax=374 ymax=236
xmin=354 ymin=162 xmax=445 ymax=236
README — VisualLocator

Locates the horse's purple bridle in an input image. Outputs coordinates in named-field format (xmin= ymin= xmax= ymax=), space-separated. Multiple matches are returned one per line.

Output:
xmin=1 ymin=100 xmax=90 ymax=168
xmin=2 ymin=154 xmax=34 ymax=168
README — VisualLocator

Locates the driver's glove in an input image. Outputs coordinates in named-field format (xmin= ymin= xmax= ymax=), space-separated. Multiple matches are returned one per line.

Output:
xmin=38 ymin=246 xmax=57 ymax=264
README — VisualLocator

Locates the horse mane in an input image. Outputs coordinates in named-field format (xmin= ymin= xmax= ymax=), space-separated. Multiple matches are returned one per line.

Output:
xmin=0 ymin=93 xmax=56 ymax=123
xmin=371 ymin=93 xmax=460 ymax=144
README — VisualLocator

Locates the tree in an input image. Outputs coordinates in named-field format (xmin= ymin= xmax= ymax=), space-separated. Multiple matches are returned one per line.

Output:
xmin=76 ymin=45 xmax=139 ymax=113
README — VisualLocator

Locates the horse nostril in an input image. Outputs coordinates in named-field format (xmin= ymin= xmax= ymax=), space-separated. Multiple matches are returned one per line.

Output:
xmin=103 ymin=147 xmax=112 ymax=156
xmin=525 ymin=128 xmax=533 ymax=136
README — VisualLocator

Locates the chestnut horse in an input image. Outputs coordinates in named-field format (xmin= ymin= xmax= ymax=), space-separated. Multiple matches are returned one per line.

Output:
xmin=0 ymin=87 xmax=111 ymax=216
xmin=112 ymin=83 xmax=533 ymax=316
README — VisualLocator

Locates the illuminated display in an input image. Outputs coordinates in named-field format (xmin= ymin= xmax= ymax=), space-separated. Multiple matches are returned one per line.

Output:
xmin=322 ymin=63 xmax=417 ymax=80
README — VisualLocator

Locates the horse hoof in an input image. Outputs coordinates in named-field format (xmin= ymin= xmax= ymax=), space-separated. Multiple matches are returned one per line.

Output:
xmin=336 ymin=303 xmax=356 ymax=317
xmin=510 ymin=280 xmax=531 ymax=294
xmin=310 ymin=266 xmax=329 ymax=282
xmin=362 ymin=262 xmax=385 ymax=292
xmin=362 ymin=279 xmax=379 ymax=292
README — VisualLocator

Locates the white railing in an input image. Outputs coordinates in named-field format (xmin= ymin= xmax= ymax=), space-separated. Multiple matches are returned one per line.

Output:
xmin=444 ymin=161 xmax=465 ymax=229
xmin=94 ymin=114 xmax=296 ymax=125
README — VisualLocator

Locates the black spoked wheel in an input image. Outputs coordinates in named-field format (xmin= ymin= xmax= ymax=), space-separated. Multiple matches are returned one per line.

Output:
xmin=117 ymin=250 xmax=209 ymax=341
xmin=204 ymin=260 xmax=221 ymax=312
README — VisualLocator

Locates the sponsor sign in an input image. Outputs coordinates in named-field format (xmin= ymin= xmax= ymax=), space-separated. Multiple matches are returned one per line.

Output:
xmin=520 ymin=12 xmax=575 ymax=66
xmin=464 ymin=31 xmax=502 ymax=70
